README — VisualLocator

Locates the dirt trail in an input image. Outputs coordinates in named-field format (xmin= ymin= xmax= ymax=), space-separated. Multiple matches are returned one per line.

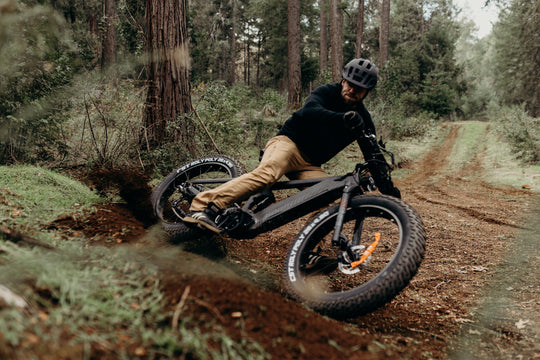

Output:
xmin=51 ymin=122 xmax=538 ymax=359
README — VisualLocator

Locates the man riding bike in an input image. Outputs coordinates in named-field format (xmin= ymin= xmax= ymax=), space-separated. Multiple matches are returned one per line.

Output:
xmin=184 ymin=58 xmax=400 ymax=233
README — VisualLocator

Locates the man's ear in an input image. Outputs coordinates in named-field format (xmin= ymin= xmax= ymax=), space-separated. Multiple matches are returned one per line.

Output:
xmin=360 ymin=89 xmax=369 ymax=100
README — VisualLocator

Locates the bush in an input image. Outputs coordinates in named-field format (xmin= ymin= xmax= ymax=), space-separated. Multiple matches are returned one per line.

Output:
xmin=62 ymin=75 xmax=145 ymax=169
xmin=492 ymin=106 xmax=540 ymax=164
xmin=369 ymin=99 xmax=436 ymax=140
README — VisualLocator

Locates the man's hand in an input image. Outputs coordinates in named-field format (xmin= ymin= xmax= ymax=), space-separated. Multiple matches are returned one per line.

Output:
xmin=343 ymin=111 xmax=364 ymax=133
xmin=385 ymin=186 xmax=401 ymax=199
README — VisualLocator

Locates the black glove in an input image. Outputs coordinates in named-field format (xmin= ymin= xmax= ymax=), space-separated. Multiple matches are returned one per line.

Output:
xmin=385 ymin=186 xmax=401 ymax=199
xmin=375 ymin=176 xmax=401 ymax=199
xmin=343 ymin=111 xmax=364 ymax=133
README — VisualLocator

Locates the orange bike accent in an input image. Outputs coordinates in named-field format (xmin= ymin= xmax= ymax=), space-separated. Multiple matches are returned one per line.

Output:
xmin=351 ymin=232 xmax=381 ymax=268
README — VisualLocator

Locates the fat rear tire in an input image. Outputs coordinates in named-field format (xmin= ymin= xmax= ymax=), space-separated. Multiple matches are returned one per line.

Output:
xmin=151 ymin=155 xmax=245 ymax=242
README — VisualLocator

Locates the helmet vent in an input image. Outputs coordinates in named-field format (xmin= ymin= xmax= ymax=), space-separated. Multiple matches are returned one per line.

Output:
xmin=342 ymin=58 xmax=378 ymax=90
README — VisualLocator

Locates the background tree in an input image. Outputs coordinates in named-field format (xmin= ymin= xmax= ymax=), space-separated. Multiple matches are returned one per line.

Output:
xmin=355 ymin=0 xmax=364 ymax=58
xmin=101 ymin=0 xmax=117 ymax=68
xmin=144 ymin=0 xmax=195 ymax=153
xmin=288 ymin=0 xmax=302 ymax=108
xmin=377 ymin=0 xmax=465 ymax=118
xmin=379 ymin=0 xmax=390 ymax=66
xmin=491 ymin=0 xmax=539 ymax=116
xmin=319 ymin=0 xmax=329 ymax=73
xmin=330 ymin=0 xmax=343 ymax=81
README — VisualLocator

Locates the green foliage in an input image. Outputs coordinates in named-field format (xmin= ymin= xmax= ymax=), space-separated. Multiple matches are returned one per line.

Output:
xmin=369 ymin=99 xmax=436 ymax=140
xmin=192 ymin=82 xmax=245 ymax=154
xmin=0 ymin=3 xmax=81 ymax=164
xmin=491 ymin=0 xmax=539 ymax=116
xmin=455 ymin=19 xmax=499 ymax=119
xmin=147 ymin=83 xmax=288 ymax=174
xmin=376 ymin=0 xmax=466 ymax=119
xmin=62 ymin=74 xmax=145 ymax=169
xmin=491 ymin=106 xmax=540 ymax=164
xmin=117 ymin=0 xmax=146 ymax=55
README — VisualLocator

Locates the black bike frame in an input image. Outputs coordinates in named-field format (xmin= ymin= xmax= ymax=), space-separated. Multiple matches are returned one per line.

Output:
xmin=191 ymin=170 xmax=366 ymax=239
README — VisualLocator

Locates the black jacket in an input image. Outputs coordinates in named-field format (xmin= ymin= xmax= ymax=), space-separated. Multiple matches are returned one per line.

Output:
xmin=277 ymin=82 xmax=376 ymax=166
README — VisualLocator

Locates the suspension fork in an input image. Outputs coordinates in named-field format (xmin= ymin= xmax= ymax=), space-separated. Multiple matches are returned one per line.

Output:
xmin=332 ymin=179 xmax=354 ymax=247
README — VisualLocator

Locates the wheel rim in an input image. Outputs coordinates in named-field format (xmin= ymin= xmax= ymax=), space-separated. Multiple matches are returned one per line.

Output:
xmin=293 ymin=204 xmax=405 ymax=300
xmin=158 ymin=163 xmax=236 ymax=224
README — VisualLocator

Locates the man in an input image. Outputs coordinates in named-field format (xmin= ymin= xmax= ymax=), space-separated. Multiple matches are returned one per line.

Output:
xmin=184 ymin=58 xmax=399 ymax=233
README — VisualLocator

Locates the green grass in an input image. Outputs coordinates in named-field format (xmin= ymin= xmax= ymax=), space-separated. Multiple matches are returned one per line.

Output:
xmin=483 ymin=128 xmax=540 ymax=190
xmin=447 ymin=121 xmax=489 ymax=173
xmin=0 ymin=165 xmax=102 ymax=228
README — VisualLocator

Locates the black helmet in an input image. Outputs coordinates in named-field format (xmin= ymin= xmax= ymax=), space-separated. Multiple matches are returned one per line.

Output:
xmin=342 ymin=58 xmax=378 ymax=90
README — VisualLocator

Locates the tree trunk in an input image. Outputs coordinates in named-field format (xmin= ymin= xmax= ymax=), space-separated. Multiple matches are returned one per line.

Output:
xmin=228 ymin=0 xmax=237 ymax=84
xmin=101 ymin=0 xmax=116 ymax=68
xmin=379 ymin=0 xmax=390 ymax=66
xmin=319 ymin=0 xmax=329 ymax=73
xmin=419 ymin=0 xmax=425 ymax=35
xmin=355 ymin=0 xmax=364 ymax=58
xmin=533 ymin=81 xmax=540 ymax=117
xmin=144 ymin=0 xmax=195 ymax=153
xmin=330 ymin=0 xmax=343 ymax=82
xmin=288 ymin=0 xmax=302 ymax=109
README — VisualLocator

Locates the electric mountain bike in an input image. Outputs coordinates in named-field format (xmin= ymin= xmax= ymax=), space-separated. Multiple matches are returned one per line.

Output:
xmin=151 ymin=133 xmax=426 ymax=319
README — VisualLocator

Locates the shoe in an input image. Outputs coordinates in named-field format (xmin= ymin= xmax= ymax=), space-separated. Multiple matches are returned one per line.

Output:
xmin=183 ymin=209 xmax=222 ymax=234
xmin=303 ymin=251 xmax=338 ymax=274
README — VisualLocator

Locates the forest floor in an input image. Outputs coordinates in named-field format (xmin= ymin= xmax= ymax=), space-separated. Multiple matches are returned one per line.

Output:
xmin=39 ymin=122 xmax=540 ymax=359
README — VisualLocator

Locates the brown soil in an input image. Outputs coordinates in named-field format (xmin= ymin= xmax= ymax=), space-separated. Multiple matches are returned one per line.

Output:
xmin=44 ymin=123 xmax=539 ymax=359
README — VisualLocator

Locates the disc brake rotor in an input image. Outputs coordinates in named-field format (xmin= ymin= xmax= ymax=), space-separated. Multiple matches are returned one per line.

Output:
xmin=338 ymin=244 xmax=367 ymax=274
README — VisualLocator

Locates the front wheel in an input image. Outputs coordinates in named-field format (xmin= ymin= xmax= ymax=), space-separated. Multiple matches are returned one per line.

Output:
xmin=151 ymin=155 xmax=245 ymax=241
xmin=283 ymin=194 xmax=426 ymax=319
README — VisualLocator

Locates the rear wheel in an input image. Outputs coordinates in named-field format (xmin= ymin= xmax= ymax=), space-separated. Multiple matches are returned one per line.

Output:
xmin=283 ymin=194 xmax=425 ymax=318
xmin=151 ymin=155 xmax=245 ymax=241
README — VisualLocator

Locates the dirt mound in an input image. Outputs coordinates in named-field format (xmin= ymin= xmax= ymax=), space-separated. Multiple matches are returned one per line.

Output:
xmin=47 ymin=202 xmax=147 ymax=245
xmin=48 ymin=164 xmax=156 ymax=245
xmin=84 ymin=165 xmax=157 ymax=227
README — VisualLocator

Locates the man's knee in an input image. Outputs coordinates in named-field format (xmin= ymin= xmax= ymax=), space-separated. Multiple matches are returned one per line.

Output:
xmin=251 ymin=163 xmax=283 ymax=184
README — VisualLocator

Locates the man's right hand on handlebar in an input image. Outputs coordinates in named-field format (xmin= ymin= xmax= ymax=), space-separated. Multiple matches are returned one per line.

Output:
xmin=343 ymin=111 xmax=364 ymax=134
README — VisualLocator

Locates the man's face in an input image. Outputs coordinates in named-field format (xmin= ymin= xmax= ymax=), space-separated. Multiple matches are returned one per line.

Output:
xmin=341 ymin=79 xmax=368 ymax=105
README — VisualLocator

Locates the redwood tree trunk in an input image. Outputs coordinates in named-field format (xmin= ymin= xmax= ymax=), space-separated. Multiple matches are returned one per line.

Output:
xmin=379 ymin=0 xmax=390 ymax=66
xmin=288 ymin=0 xmax=302 ymax=109
xmin=101 ymin=0 xmax=116 ymax=68
xmin=319 ymin=0 xmax=329 ymax=73
xmin=145 ymin=0 xmax=195 ymax=153
xmin=330 ymin=0 xmax=343 ymax=82
xmin=355 ymin=0 xmax=364 ymax=58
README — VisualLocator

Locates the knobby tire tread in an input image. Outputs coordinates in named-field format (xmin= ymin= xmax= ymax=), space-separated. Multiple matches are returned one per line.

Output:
xmin=283 ymin=194 xmax=426 ymax=319
xmin=151 ymin=155 xmax=245 ymax=242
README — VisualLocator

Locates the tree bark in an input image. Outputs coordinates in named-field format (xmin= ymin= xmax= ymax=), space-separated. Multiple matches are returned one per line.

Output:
xmin=319 ymin=0 xmax=329 ymax=73
xmin=144 ymin=0 xmax=195 ymax=153
xmin=228 ymin=0 xmax=237 ymax=85
xmin=355 ymin=0 xmax=364 ymax=58
xmin=288 ymin=0 xmax=302 ymax=109
xmin=330 ymin=0 xmax=343 ymax=82
xmin=101 ymin=0 xmax=116 ymax=68
xmin=379 ymin=0 xmax=390 ymax=66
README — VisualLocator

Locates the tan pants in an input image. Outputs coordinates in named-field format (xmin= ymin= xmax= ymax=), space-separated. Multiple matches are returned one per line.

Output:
xmin=190 ymin=135 xmax=327 ymax=211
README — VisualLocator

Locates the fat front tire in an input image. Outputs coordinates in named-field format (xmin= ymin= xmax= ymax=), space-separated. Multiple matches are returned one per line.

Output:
xmin=283 ymin=194 xmax=426 ymax=319
xmin=151 ymin=155 xmax=245 ymax=242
